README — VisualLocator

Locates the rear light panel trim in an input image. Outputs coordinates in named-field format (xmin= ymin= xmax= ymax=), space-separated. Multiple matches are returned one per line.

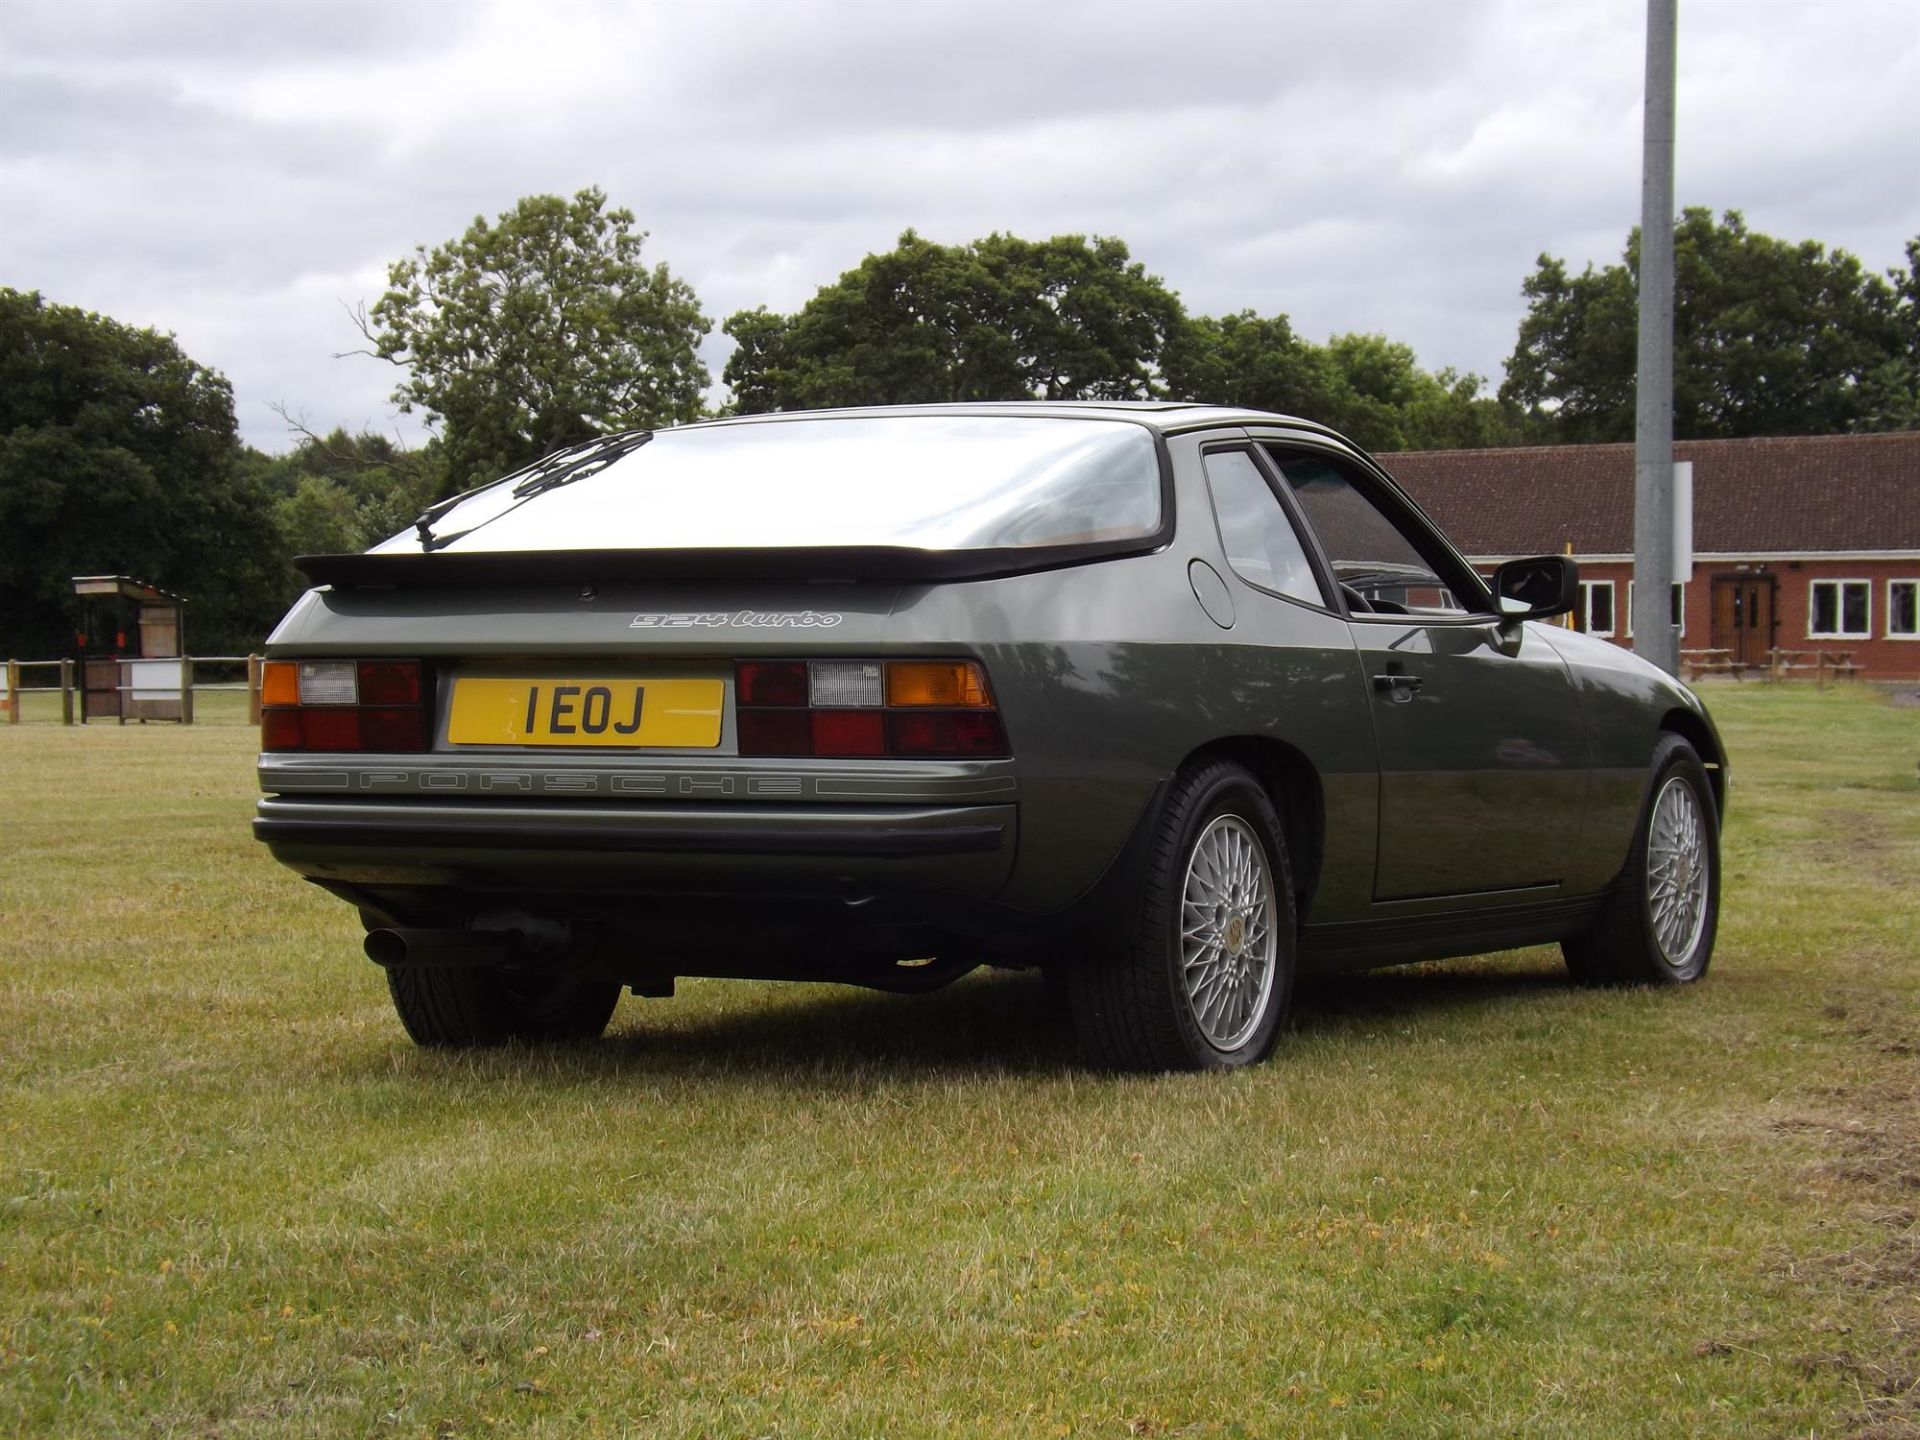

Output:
xmin=262 ymin=656 xmax=1007 ymax=760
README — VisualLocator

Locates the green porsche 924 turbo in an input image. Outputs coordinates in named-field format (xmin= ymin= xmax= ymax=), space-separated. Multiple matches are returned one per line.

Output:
xmin=253 ymin=403 xmax=1725 ymax=1071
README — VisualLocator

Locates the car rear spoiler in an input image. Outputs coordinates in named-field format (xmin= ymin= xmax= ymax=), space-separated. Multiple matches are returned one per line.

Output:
xmin=295 ymin=540 xmax=1163 ymax=590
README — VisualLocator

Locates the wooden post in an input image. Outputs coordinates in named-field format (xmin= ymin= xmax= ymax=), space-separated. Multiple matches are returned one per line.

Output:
xmin=5 ymin=659 xmax=18 ymax=724
xmin=180 ymin=655 xmax=195 ymax=725
xmin=247 ymin=654 xmax=263 ymax=724
xmin=60 ymin=659 xmax=75 ymax=725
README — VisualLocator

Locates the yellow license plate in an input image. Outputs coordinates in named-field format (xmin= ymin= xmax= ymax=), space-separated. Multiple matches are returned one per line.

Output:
xmin=447 ymin=678 xmax=724 ymax=748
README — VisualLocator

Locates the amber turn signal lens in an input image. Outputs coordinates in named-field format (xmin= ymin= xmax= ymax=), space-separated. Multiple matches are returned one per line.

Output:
xmin=885 ymin=661 xmax=992 ymax=708
xmin=261 ymin=660 xmax=299 ymax=707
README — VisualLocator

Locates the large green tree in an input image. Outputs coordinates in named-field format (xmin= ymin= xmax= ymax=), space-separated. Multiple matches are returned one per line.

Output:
xmin=0 ymin=289 xmax=283 ymax=656
xmin=1501 ymin=208 xmax=1917 ymax=441
xmin=364 ymin=188 xmax=712 ymax=491
xmin=1162 ymin=312 xmax=1528 ymax=452
xmin=722 ymin=231 xmax=1186 ymax=411
xmin=1857 ymin=236 xmax=1920 ymax=430
xmin=250 ymin=419 xmax=447 ymax=556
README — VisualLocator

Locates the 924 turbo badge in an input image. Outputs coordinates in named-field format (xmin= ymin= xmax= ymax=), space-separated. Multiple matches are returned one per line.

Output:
xmin=629 ymin=610 xmax=843 ymax=629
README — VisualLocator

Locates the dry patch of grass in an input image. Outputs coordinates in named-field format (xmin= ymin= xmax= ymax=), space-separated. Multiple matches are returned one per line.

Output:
xmin=2 ymin=684 xmax=1917 ymax=1437
xmin=1775 ymin=997 xmax=1920 ymax=1435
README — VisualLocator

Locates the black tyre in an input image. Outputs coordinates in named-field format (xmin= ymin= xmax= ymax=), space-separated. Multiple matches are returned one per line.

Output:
xmin=1030 ymin=963 xmax=1074 ymax=1022
xmin=1068 ymin=761 xmax=1297 ymax=1071
xmin=386 ymin=965 xmax=621 ymax=1048
xmin=1563 ymin=734 xmax=1720 ymax=987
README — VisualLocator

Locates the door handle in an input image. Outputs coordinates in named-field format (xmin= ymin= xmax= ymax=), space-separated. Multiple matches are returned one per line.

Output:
xmin=1371 ymin=673 xmax=1424 ymax=703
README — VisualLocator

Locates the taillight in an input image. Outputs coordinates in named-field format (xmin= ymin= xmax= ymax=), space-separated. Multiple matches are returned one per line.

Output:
xmin=261 ymin=660 xmax=430 ymax=753
xmin=735 ymin=659 xmax=1008 ymax=759
xmin=885 ymin=710 xmax=1007 ymax=757
xmin=735 ymin=660 xmax=809 ymax=708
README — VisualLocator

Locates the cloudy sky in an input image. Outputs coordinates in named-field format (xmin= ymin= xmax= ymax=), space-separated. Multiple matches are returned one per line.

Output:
xmin=3 ymin=0 xmax=1916 ymax=451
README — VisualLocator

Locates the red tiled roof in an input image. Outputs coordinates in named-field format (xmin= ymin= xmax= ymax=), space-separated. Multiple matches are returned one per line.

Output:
xmin=1378 ymin=432 xmax=1920 ymax=557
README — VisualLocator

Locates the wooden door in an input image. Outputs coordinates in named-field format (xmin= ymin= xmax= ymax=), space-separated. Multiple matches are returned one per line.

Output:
xmin=81 ymin=658 xmax=121 ymax=720
xmin=1711 ymin=576 xmax=1775 ymax=668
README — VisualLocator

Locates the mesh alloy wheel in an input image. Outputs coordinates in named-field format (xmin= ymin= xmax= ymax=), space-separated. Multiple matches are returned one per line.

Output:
xmin=1179 ymin=814 xmax=1280 ymax=1052
xmin=1646 ymin=775 xmax=1710 ymax=967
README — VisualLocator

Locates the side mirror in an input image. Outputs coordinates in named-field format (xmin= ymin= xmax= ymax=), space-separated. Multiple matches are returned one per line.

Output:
xmin=1491 ymin=555 xmax=1579 ymax=620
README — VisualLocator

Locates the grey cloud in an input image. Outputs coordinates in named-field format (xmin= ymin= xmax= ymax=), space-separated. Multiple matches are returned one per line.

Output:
xmin=2 ymin=0 xmax=1914 ymax=450
xmin=2 ymin=0 xmax=456 ymax=63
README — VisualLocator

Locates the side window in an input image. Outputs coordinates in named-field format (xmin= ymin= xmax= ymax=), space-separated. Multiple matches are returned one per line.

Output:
xmin=1808 ymin=579 xmax=1870 ymax=639
xmin=1202 ymin=450 xmax=1327 ymax=607
xmin=1890 ymin=580 xmax=1919 ymax=638
xmin=1266 ymin=449 xmax=1469 ymax=617
xmin=1579 ymin=579 xmax=1616 ymax=636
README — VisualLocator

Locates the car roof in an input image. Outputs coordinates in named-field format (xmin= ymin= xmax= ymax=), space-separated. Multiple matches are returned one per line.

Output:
xmin=676 ymin=401 xmax=1348 ymax=442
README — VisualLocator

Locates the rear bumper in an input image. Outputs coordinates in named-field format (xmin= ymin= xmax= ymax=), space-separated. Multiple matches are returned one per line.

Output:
xmin=253 ymin=795 xmax=1016 ymax=900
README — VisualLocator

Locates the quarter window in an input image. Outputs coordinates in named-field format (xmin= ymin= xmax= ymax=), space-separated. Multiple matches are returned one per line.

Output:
xmin=1809 ymin=579 xmax=1870 ymax=639
xmin=1579 ymin=580 xmax=1616 ymax=637
xmin=1266 ymin=450 xmax=1468 ymax=616
xmin=1202 ymin=450 xmax=1326 ymax=607
xmin=1887 ymin=580 xmax=1918 ymax=638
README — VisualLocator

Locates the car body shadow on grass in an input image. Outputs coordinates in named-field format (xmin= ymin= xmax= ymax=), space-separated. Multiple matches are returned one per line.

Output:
xmin=595 ymin=969 xmax=1081 ymax=1079
xmin=382 ymin=952 xmax=1586 ymax=1084
xmin=1291 ymin=953 xmax=1580 ymax=1037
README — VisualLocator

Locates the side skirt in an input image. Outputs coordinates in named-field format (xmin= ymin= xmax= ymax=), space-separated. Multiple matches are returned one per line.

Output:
xmin=1299 ymin=891 xmax=1605 ymax=974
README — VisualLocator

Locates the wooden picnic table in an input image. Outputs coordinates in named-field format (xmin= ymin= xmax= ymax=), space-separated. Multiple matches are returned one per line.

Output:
xmin=1680 ymin=648 xmax=1741 ymax=680
xmin=1768 ymin=648 xmax=1860 ymax=684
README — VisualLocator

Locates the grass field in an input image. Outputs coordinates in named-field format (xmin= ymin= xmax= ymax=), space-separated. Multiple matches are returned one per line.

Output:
xmin=2 ymin=686 xmax=1915 ymax=1437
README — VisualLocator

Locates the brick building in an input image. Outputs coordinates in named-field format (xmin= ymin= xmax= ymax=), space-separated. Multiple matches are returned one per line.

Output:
xmin=1381 ymin=432 xmax=1920 ymax=680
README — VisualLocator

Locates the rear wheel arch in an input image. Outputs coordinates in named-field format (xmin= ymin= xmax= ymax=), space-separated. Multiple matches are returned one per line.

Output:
xmin=1176 ymin=736 xmax=1323 ymax=919
xmin=1068 ymin=757 xmax=1298 ymax=1070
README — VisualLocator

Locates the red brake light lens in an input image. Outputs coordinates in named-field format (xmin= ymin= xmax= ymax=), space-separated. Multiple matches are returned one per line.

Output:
xmin=299 ymin=707 xmax=361 ymax=751
xmin=358 ymin=706 xmax=427 ymax=752
xmin=736 ymin=661 xmax=809 ymax=707
xmin=887 ymin=711 xmax=1008 ymax=757
xmin=357 ymin=660 xmax=422 ymax=705
xmin=812 ymin=710 xmax=886 ymax=757
xmin=737 ymin=708 xmax=810 ymax=755
xmin=261 ymin=708 xmax=303 ymax=752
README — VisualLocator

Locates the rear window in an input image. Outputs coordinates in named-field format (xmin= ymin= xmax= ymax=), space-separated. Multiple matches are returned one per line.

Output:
xmin=378 ymin=415 xmax=1163 ymax=555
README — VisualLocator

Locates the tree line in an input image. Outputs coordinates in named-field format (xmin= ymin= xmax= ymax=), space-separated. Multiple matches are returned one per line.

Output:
xmin=2 ymin=188 xmax=1914 ymax=656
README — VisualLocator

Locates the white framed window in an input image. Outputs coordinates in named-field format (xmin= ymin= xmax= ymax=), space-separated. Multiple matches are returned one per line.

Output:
xmin=1887 ymin=579 xmax=1918 ymax=639
xmin=1578 ymin=579 xmax=1616 ymax=636
xmin=1808 ymin=579 xmax=1870 ymax=639
xmin=1625 ymin=581 xmax=1686 ymax=637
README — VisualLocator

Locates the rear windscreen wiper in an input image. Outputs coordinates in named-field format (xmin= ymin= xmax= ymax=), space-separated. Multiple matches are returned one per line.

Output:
xmin=510 ymin=428 xmax=654 ymax=498
xmin=413 ymin=428 xmax=654 ymax=551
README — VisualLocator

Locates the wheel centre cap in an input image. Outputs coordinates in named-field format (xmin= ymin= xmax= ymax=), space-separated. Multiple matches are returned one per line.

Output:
xmin=1224 ymin=914 xmax=1247 ymax=955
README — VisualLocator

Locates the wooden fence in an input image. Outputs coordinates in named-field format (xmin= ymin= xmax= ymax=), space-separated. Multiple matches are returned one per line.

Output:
xmin=1677 ymin=647 xmax=1863 ymax=686
xmin=3 ymin=655 xmax=263 ymax=725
